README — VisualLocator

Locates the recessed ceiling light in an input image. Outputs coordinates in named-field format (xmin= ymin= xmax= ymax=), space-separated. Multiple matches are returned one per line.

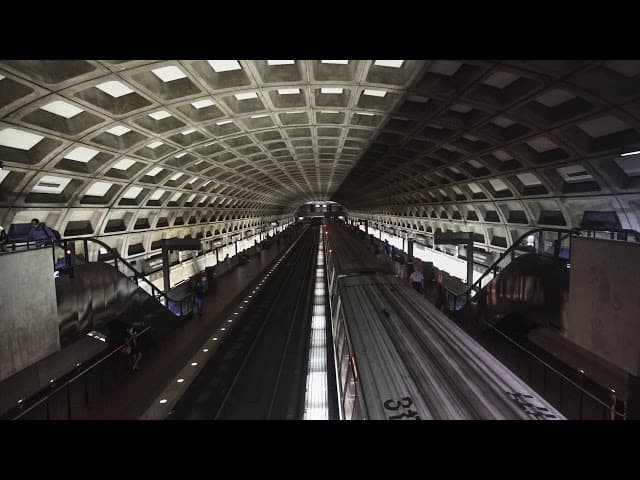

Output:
xmin=208 ymin=60 xmax=241 ymax=72
xmin=321 ymin=60 xmax=348 ymax=64
xmin=186 ymin=194 xmax=196 ymax=202
xmin=159 ymin=399 xmax=168 ymax=404
xmin=175 ymin=152 xmax=187 ymax=158
xmin=363 ymin=89 xmax=387 ymax=97
xmin=147 ymin=167 xmax=163 ymax=176
xmin=152 ymin=66 xmax=187 ymax=82
xmin=95 ymin=80 xmax=134 ymax=98
xmin=148 ymin=110 xmax=171 ymax=121
xmin=122 ymin=186 xmax=142 ymax=198
xmin=321 ymin=87 xmax=343 ymax=94
xmin=181 ymin=128 xmax=196 ymax=135
xmin=278 ymin=88 xmax=300 ymax=95
xmin=170 ymin=192 xmax=182 ymax=201
xmin=32 ymin=175 xmax=71 ymax=194
xmin=188 ymin=177 xmax=199 ymax=184
xmin=216 ymin=120 xmax=232 ymax=125
xmin=251 ymin=114 xmax=269 ymax=119
xmin=65 ymin=146 xmax=99 ymax=163
xmin=191 ymin=99 xmax=214 ymax=109
xmin=149 ymin=188 xmax=165 ymax=200
xmin=320 ymin=110 xmax=340 ymax=114
xmin=202 ymin=348 xmax=209 ymax=352
xmin=113 ymin=158 xmax=135 ymax=170
xmin=355 ymin=111 xmax=374 ymax=116
xmin=621 ymin=150 xmax=640 ymax=157
xmin=106 ymin=125 xmax=131 ymax=136
xmin=41 ymin=100 xmax=83 ymax=118
xmin=374 ymin=60 xmax=404 ymax=68
xmin=147 ymin=141 xmax=163 ymax=149
xmin=234 ymin=92 xmax=258 ymax=101
xmin=0 ymin=128 xmax=44 ymax=150
xmin=191 ymin=362 xmax=198 ymax=366
xmin=170 ymin=172 xmax=183 ymax=181
xmin=85 ymin=181 xmax=112 ymax=197
xmin=267 ymin=60 xmax=295 ymax=65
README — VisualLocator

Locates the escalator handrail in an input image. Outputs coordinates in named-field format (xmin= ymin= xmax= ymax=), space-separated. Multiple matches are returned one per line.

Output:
xmin=4 ymin=236 xmax=191 ymax=307
xmin=453 ymin=226 xmax=640 ymax=302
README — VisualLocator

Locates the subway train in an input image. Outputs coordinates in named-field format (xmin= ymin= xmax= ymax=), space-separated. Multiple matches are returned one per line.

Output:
xmin=323 ymin=220 xmax=564 ymax=420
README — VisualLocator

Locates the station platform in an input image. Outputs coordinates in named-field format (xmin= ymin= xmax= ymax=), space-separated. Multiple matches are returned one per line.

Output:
xmin=68 ymin=237 xmax=294 ymax=420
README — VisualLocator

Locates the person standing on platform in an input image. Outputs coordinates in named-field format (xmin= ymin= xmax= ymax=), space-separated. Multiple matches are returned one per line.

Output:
xmin=0 ymin=224 xmax=8 ymax=252
xmin=192 ymin=275 xmax=206 ymax=317
xmin=409 ymin=269 xmax=424 ymax=294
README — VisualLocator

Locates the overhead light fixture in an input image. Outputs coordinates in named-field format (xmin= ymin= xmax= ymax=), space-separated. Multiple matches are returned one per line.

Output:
xmin=207 ymin=60 xmax=241 ymax=72
xmin=65 ymin=146 xmax=99 ymax=163
xmin=356 ymin=111 xmax=374 ymax=116
xmin=41 ymin=100 xmax=83 ymax=118
xmin=151 ymin=66 xmax=187 ymax=82
xmin=123 ymin=186 xmax=142 ymax=198
xmin=147 ymin=167 xmax=163 ymax=176
xmin=374 ymin=60 xmax=404 ymax=68
xmin=106 ymin=125 xmax=131 ymax=136
xmin=216 ymin=120 xmax=232 ymax=125
xmin=278 ymin=88 xmax=300 ymax=95
xmin=321 ymin=60 xmax=348 ymax=64
xmin=147 ymin=141 xmax=163 ymax=149
xmin=234 ymin=92 xmax=258 ymax=101
xmin=621 ymin=150 xmax=640 ymax=156
xmin=181 ymin=128 xmax=196 ymax=135
xmin=96 ymin=80 xmax=134 ymax=98
xmin=191 ymin=99 xmax=214 ymax=109
xmin=0 ymin=128 xmax=44 ymax=150
xmin=251 ymin=114 xmax=269 ymax=119
xmin=267 ymin=60 xmax=295 ymax=65
xmin=321 ymin=87 xmax=343 ymax=94
xmin=363 ymin=89 xmax=387 ymax=97
xmin=148 ymin=110 xmax=172 ymax=121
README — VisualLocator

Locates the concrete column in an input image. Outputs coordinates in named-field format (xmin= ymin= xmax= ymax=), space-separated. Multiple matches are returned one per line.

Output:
xmin=162 ymin=243 xmax=171 ymax=294
xmin=467 ymin=240 xmax=474 ymax=285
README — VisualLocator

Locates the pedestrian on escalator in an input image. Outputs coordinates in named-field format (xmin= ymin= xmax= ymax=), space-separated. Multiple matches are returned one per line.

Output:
xmin=27 ymin=218 xmax=58 ymax=248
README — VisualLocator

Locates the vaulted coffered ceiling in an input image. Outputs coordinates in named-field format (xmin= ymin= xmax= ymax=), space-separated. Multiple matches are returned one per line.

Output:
xmin=1 ymin=60 xmax=640 ymax=254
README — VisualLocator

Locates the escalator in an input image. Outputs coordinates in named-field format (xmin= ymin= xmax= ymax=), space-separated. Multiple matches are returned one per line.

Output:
xmin=438 ymin=227 xmax=640 ymax=419
xmin=0 ymin=236 xmax=191 ymax=418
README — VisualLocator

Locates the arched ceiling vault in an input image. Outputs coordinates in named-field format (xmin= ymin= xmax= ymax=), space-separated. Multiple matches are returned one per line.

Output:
xmin=1 ymin=60 xmax=640 ymax=254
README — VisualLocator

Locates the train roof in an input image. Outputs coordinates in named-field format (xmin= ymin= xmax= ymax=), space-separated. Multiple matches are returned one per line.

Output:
xmin=337 ymin=274 xmax=565 ymax=420
xmin=325 ymin=221 xmax=393 ymax=277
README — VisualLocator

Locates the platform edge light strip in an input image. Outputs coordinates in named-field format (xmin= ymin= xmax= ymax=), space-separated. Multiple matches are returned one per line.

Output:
xmin=303 ymin=226 xmax=329 ymax=420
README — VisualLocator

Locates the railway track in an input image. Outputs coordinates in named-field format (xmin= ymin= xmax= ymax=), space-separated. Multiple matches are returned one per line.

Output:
xmin=170 ymin=226 xmax=318 ymax=420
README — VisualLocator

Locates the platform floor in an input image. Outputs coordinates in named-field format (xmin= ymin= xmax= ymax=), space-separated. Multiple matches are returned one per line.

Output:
xmin=71 ymin=239 xmax=293 ymax=420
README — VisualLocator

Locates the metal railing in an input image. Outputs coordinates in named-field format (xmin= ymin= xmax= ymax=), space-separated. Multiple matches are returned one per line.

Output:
xmin=475 ymin=319 xmax=626 ymax=420
xmin=447 ymin=227 xmax=640 ymax=310
xmin=3 ymin=327 xmax=151 ymax=420
xmin=1 ymin=236 xmax=193 ymax=315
